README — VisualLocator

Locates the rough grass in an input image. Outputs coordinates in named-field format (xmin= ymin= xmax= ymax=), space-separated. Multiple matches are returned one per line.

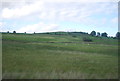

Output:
xmin=2 ymin=33 xmax=118 ymax=79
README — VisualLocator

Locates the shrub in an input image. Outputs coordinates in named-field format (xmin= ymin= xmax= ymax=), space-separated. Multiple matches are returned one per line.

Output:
xmin=13 ymin=31 xmax=16 ymax=34
xmin=72 ymin=35 xmax=77 ymax=37
xmin=83 ymin=37 xmax=92 ymax=42
xmin=7 ymin=31 xmax=9 ymax=33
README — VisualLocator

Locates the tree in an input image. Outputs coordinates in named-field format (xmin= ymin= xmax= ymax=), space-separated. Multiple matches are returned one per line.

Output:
xmin=7 ymin=31 xmax=9 ymax=33
xmin=13 ymin=31 xmax=16 ymax=34
xmin=90 ymin=31 xmax=96 ymax=36
xmin=97 ymin=32 xmax=100 ymax=36
xmin=116 ymin=32 xmax=120 ymax=39
xmin=101 ymin=32 xmax=108 ymax=37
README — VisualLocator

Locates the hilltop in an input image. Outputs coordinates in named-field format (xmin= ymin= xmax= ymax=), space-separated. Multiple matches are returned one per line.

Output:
xmin=2 ymin=31 xmax=118 ymax=45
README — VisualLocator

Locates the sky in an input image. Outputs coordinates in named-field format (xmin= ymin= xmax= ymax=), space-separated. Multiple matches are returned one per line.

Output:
xmin=0 ymin=0 xmax=119 ymax=36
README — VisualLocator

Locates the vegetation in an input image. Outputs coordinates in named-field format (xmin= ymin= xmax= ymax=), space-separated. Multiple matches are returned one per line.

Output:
xmin=83 ymin=37 xmax=92 ymax=42
xmin=116 ymin=32 xmax=120 ymax=39
xmin=7 ymin=31 xmax=9 ymax=33
xmin=97 ymin=32 xmax=100 ymax=37
xmin=101 ymin=32 xmax=108 ymax=37
xmin=90 ymin=31 xmax=96 ymax=36
xmin=2 ymin=30 xmax=120 ymax=39
xmin=2 ymin=31 xmax=118 ymax=79
xmin=13 ymin=31 xmax=16 ymax=34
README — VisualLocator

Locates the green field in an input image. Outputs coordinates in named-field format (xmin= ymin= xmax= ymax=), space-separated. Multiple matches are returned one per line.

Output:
xmin=2 ymin=33 xmax=118 ymax=79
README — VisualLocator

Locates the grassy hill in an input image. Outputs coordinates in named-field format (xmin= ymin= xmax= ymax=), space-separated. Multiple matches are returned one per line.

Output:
xmin=2 ymin=32 xmax=118 ymax=79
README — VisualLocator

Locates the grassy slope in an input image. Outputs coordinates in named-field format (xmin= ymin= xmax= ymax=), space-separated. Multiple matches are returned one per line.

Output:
xmin=2 ymin=33 xmax=118 ymax=79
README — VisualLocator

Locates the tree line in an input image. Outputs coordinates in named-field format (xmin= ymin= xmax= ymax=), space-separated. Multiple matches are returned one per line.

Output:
xmin=5 ymin=30 xmax=120 ymax=39
xmin=90 ymin=31 xmax=120 ymax=39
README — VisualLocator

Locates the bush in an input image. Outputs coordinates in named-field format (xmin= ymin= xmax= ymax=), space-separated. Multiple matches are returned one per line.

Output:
xmin=72 ymin=35 xmax=77 ymax=37
xmin=13 ymin=31 xmax=16 ymax=34
xmin=83 ymin=37 xmax=92 ymax=42
xmin=7 ymin=31 xmax=9 ymax=33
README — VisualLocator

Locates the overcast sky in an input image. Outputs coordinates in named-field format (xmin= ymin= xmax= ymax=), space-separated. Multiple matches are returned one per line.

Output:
xmin=0 ymin=0 xmax=119 ymax=36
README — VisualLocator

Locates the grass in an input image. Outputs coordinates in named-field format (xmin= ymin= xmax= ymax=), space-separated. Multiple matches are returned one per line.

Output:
xmin=2 ymin=33 xmax=118 ymax=79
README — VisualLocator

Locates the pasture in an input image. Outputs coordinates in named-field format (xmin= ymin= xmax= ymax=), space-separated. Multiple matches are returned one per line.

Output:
xmin=2 ymin=33 xmax=118 ymax=79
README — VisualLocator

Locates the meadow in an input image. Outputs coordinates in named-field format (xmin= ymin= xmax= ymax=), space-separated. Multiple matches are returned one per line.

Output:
xmin=2 ymin=33 xmax=118 ymax=79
